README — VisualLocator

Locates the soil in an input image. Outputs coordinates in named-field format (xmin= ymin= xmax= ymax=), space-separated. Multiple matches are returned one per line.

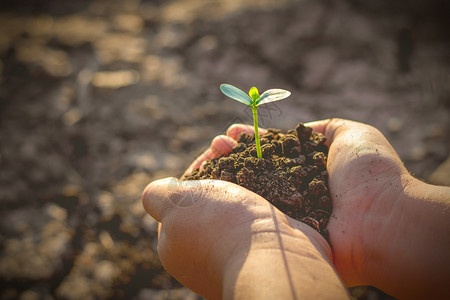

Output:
xmin=0 ymin=0 xmax=449 ymax=299
xmin=185 ymin=123 xmax=332 ymax=239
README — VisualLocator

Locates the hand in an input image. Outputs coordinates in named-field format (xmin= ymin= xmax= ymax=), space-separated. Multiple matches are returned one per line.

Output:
xmin=142 ymin=144 xmax=349 ymax=298
xmin=306 ymin=119 xmax=450 ymax=300
xmin=304 ymin=119 xmax=410 ymax=283
xmin=215 ymin=119 xmax=450 ymax=299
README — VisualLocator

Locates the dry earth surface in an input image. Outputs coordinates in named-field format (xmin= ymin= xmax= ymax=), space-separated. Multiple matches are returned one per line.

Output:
xmin=0 ymin=0 xmax=449 ymax=299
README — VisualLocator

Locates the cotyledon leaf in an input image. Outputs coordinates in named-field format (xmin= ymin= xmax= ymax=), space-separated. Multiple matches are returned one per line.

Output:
xmin=256 ymin=89 xmax=291 ymax=106
xmin=220 ymin=84 xmax=253 ymax=106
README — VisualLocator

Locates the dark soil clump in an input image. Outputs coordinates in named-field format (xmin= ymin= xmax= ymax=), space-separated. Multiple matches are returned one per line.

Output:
xmin=184 ymin=123 xmax=332 ymax=240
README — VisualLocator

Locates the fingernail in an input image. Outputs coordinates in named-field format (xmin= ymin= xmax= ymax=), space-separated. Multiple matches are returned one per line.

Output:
xmin=211 ymin=135 xmax=236 ymax=157
xmin=227 ymin=124 xmax=240 ymax=140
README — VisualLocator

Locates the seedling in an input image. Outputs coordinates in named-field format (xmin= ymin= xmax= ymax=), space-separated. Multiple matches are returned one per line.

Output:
xmin=220 ymin=83 xmax=291 ymax=158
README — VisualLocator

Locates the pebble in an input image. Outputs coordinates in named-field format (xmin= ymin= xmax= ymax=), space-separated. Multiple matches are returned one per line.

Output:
xmin=386 ymin=117 xmax=403 ymax=133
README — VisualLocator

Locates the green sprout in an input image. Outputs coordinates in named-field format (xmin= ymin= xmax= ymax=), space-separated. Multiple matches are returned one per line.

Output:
xmin=220 ymin=83 xmax=291 ymax=159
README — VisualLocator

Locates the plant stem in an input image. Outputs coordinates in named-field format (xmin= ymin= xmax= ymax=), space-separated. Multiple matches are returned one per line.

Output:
xmin=252 ymin=106 xmax=262 ymax=158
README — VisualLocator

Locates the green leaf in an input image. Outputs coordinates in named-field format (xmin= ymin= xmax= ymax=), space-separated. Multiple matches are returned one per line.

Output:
xmin=256 ymin=89 xmax=291 ymax=106
xmin=220 ymin=84 xmax=252 ymax=106
xmin=248 ymin=87 xmax=260 ymax=102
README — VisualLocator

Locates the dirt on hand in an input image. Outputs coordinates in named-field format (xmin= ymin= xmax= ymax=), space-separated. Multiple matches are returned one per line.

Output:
xmin=1 ymin=0 xmax=448 ymax=298
xmin=184 ymin=123 xmax=332 ymax=240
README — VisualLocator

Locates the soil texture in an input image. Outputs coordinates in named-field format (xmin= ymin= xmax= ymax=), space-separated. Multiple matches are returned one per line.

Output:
xmin=1 ymin=0 xmax=448 ymax=299
xmin=185 ymin=123 xmax=332 ymax=239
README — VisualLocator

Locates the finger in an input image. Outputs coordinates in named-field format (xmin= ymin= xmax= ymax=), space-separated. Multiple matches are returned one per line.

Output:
xmin=304 ymin=118 xmax=352 ymax=147
xmin=226 ymin=124 xmax=267 ymax=140
xmin=142 ymin=177 xmax=203 ymax=222
xmin=182 ymin=148 xmax=215 ymax=179
xmin=304 ymin=120 xmax=331 ymax=135
xmin=142 ymin=177 xmax=175 ymax=222
xmin=211 ymin=135 xmax=237 ymax=157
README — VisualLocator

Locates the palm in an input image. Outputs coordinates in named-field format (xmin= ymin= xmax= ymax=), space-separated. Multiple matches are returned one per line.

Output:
xmin=187 ymin=120 xmax=408 ymax=286
xmin=322 ymin=122 xmax=408 ymax=286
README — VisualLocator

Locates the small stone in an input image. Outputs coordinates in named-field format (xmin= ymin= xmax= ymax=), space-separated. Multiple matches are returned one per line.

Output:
xmin=386 ymin=117 xmax=403 ymax=133
xmin=46 ymin=204 xmax=67 ymax=221
xmin=92 ymin=70 xmax=140 ymax=89
xmin=409 ymin=145 xmax=427 ymax=161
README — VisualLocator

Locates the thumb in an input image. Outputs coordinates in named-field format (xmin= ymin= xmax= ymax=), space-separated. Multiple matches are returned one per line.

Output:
xmin=305 ymin=118 xmax=362 ymax=147
xmin=142 ymin=177 xmax=204 ymax=222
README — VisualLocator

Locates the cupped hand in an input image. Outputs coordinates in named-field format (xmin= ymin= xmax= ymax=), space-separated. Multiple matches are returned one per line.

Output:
xmin=159 ymin=120 xmax=449 ymax=299
xmin=215 ymin=120 xmax=450 ymax=299
xmin=210 ymin=121 xmax=411 ymax=287
xmin=304 ymin=119 xmax=411 ymax=286
xmin=142 ymin=124 xmax=352 ymax=299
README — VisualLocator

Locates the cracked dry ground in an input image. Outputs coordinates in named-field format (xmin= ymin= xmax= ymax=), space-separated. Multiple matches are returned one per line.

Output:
xmin=0 ymin=0 xmax=449 ymax=299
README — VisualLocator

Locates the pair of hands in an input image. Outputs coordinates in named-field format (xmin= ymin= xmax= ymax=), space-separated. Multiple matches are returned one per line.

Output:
xmin=143 ymin=119 xmax=449 ymax=299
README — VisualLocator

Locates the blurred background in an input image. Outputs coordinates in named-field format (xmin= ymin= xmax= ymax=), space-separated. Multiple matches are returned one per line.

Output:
xmin=0 ymin=0 xmax=449 ymax=299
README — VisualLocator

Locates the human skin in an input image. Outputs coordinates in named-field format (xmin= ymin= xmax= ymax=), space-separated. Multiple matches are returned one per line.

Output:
xmin=209 ymin=119 xmax=450 ymax=299
xmin=143 ymin=118 xmax=450 ymax=299
xmin=142 ymin=121 xmax=354 ymax=299
xmin=307 ymin=119 xmax=450 ymax=299
xmin=143 ymin=178 xmax=349 ymax=299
